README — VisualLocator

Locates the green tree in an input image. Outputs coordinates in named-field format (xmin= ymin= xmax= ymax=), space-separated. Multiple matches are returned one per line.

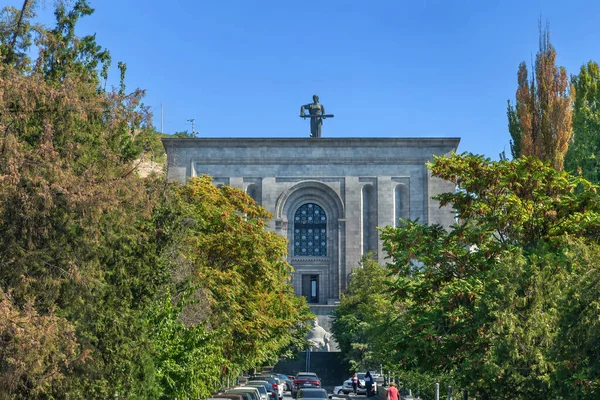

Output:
xmin=507 ymin=22 xmax=573 ymax=169
xmin=0 ymin=1 xmax=312 ymax=398
xmin=506 ymin=100 xmax=522 ymax=159
xmin=552 ymin=239 xmax=600 ymax=398
xmin=564 ymin=61 xmax=600 ymax=183
xmin=172 ymin=130 xmax=196 ymax=138
xmin=161 ymin=177 xmax=313 ymax=380
xmin=0 ymin=1 xmax=40 ymax=70
xmin=331 ymin=254 xmax=395 ymax=372
xmin=379 ymin=154 xmax=600 ymax=399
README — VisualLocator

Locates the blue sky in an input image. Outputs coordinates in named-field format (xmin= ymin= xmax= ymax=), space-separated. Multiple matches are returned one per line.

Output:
xmin=12 ymin=0 xmax=600 ymax=159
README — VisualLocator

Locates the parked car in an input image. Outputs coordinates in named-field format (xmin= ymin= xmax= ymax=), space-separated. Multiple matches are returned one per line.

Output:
xmin=246 ymin=383 xmax=268 ymax=400
xmin=292 ymin=372 xmax=321 ymax=398
xmin=247 ymin=380 xmax=276 ymax=400
xmin=211 ymin=396 xmax=245 ymax=400
xmin=337 ymin=372 xmax=377 ymax=395
xmin=226 ymin=387 xmax=261 ymax=400
xmin=272 ymin=373 xmax=293 ymax=391
xmin=336 ymin=379 xmax=355 ymax=395
xmin=296 ymin=388 xmax=328 ymax=400
xmin=221 ymin=392 xmax=254 ymax=400
xmin=270 ymin=375 xmax=284 ymax=399
xmin=332 ymin=385 xmax=344 ymax=396
xmin=249 ymin=376 xmax=280 ymax=400
xmin=209 ymin=395 xmax=244 ymax=400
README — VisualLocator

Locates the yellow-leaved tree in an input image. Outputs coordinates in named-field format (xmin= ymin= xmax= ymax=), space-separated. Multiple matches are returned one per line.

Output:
xmin=507 ymin=21 xmax=573 ymax=170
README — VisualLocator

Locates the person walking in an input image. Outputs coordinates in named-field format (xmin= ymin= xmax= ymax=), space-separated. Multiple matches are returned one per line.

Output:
xmin=364 ymin=371 xmax=374 ymax=397
xmin=351 ymin=373 xmax=359 ymax=395
xmin=386 ymin=382 xmax=399 ymax=400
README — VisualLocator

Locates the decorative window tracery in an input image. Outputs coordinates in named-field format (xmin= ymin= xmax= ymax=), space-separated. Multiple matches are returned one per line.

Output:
xmin=293 ymin=203 xmax=327 ymax=256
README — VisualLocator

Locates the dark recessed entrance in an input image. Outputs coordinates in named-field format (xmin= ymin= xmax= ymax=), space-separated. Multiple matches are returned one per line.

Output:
xmin=302 ymin=274 xmax=319 ymax=304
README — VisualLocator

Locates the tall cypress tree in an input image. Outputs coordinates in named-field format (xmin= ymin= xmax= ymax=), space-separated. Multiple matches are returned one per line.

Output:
xmin=507 ymin=21 xmax=573 ymax=170
xmin=564 ymin=61 xmax=600 ymax=182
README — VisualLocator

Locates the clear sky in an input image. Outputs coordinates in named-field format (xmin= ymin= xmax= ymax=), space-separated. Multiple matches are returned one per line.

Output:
xmin=12 ymin=0 xmax=600 ymax=159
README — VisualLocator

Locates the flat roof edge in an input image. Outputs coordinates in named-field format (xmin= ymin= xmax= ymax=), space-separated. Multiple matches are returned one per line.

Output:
xmin=161 ymin=137 xmax=461 ymax=148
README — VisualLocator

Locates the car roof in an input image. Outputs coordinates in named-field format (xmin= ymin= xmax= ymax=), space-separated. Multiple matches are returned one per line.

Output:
xmin=210 ymin=396 xmax=246 ymax=400
xmin=225 ymin=389 xmax=258 ymax=399
xmin=252 ymin=376 xmax=275 ymax=381
xmin=248 ymin=385 xmax=267 ymax=392
xmin=228 ymin=388 xmax=259 ymax=393
xmin=222 ymin=391 xmax=254 ymax=400
xmin=297 ymin=388 xmax=327 ymax=398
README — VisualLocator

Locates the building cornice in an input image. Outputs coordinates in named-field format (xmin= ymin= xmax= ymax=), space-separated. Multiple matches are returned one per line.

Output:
xmin=162 ymin=137 xmax=460 ymax=150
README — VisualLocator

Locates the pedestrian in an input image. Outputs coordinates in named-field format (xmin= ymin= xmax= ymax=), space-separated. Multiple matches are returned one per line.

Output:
xmin=386 ymin=382 xmax=399 ymax=400
xmin=364 ymin=371 xmax=374 ymax=397
xmin=351 ymin=373 xmax=359 ymax=395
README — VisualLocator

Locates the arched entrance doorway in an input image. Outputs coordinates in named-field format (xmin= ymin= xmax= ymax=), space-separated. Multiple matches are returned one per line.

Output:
xmin=275 ymin=181 xmax=345 ymax=305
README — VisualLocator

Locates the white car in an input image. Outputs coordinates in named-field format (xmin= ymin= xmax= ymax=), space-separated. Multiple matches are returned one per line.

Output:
xmin=337 ymin=373 xmax=377 ymax=395
xmin=271 ymin=376 xmax=284 ymax=399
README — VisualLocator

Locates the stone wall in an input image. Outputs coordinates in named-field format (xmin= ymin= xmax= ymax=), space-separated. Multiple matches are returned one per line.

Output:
xmin=274 ymin=351 xmax=349 ymax=392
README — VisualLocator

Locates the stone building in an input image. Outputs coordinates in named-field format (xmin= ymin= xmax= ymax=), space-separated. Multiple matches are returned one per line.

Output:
xmin=162 ymin=137 xmax=460 ymax=338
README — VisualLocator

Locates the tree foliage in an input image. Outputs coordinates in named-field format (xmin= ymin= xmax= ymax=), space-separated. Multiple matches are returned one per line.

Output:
xmin=0 ymin=288 xmax=79 ymax=397
xmin=507 ymin=22 xmax=573 ymax=170
xmin=0 ymin=2 xmax=312 ymax=398
xmin=375 ymin=154 xmax=600 ymax=399
xmin=564 ymin=61 xmax=600 ymax=183
xmin=331 ymin=254 xmax=395 ymax=372
xmin=172 ymin=130 xmax=196 ymax=138
xmin=154 ymin=176 xmax=313 ymax=397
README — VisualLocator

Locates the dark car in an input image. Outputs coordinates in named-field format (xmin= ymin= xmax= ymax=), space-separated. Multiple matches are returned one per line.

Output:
xmin=292 ymin=372 xmax=321 ymax=398
xmin=296 ymin=388 xmax=327 ymax=400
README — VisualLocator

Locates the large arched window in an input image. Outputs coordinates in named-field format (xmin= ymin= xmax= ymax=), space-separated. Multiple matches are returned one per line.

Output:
xmin=294 ymin=203 xmax=327 ymax=256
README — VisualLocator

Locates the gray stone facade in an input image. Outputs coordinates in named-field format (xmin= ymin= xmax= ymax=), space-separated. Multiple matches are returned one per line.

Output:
xmin=162 ymin=137 xmax=459 ymax=311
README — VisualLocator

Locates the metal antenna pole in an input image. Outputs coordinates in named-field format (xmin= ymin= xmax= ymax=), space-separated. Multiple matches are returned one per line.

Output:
xmin=187 ymin=118 xmax=195 ymax=136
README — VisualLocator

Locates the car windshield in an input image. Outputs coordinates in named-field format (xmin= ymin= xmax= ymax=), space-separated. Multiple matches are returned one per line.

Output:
xmin=298 ymin=389 xmax=327 ymax=398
